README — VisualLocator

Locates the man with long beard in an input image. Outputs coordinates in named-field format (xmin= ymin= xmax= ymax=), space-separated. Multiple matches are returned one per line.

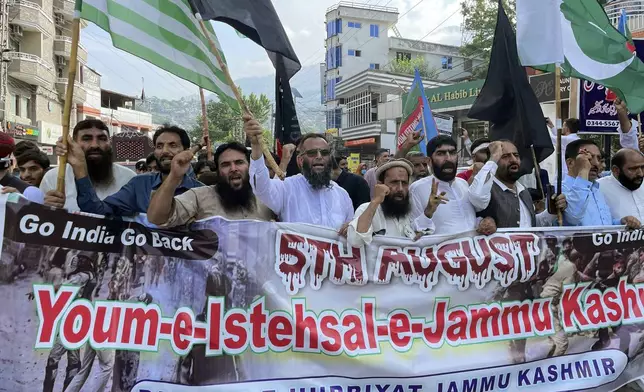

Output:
xmin=469 ymin=140 xmax=567 ymax=228
xmin=347 ymin=159 xmax=434 ymax=247
xmin=245 ymin=115 xmax=353 ymax=230
xmin=598 ymin=148 xmax=644 ymax=223
xmin=55 ymin=124 xmax=202 ymax=216
xmin=147 ymin=141 xmax=274 ymax=226
xmin=41 ymin=119 xmax=135 ymax=210
xmin=410 ymin=135 xmax=495 ymax=236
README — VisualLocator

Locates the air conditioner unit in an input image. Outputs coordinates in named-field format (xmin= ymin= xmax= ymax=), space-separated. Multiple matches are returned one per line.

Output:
xmin=56 ymin=56 xmax=67 ymax=65
xmin=10 ymin=25 xmax=23 ymax=37
xmin=55 ymin=14 xmax=64 ymax=25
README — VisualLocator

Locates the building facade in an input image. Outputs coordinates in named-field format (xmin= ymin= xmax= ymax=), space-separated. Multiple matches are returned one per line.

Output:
xmin=322 ymin=1 xmax=483 ymax=158
xmin=3 ymin=0 xmax=89 ymax=161
xmin=99 ymin=89 xmax=152 ymax=135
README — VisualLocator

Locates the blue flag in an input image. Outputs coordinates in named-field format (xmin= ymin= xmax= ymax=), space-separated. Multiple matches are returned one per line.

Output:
xmin=400 ymin=69 xmax=438 ymax=156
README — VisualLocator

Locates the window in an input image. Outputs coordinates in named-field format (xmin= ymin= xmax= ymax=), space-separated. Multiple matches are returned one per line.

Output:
xmin=369 ymin=63 xmax=380 ymax=70
xmin=464 ymin=59 xmax=473 ymax=72
xmin=355 ymin=50 xmax=361 ymax=57
xmin=336 ymin=76 xmax=342 ymax=84
xmin=22 ymin=97 xmax=30 ymax=118
xmin=441 ymin=56 xmax=453 ymax=70
xmin=370 ymin=24 xmax=379 ymax=37
xmin=348 ymin=21 xmax=361 ymax=28
xmin=336 ymin=18 xmax=342 ymax=34
xmin=57 ymin=67 xmax=64 ymax=78
xmin=328 ymin=18 xmax=343 ymax=37
xmin=348 ymin=49 xmax=355 ymax=56
xmin=335 ymin=45 xmax=342 ymax=67
xmin=396 ymin=51 xmax=411 ymax=61
xmin=13 ymin=94 xmax=20 ymax=117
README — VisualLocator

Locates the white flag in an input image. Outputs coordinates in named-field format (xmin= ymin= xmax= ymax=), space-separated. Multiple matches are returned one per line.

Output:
xmin=516 ymin=0 xmax=565 ymax=66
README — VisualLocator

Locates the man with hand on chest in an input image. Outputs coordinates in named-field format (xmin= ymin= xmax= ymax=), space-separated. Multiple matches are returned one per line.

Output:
xmin=469 ymin=140 xmax=567 ymax=228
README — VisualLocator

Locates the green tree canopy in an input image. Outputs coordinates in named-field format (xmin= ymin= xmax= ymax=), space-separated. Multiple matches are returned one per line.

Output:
xmin=387 ymin=56 xmax=439 ymax=79
xmin=460 ymin=0 xmax=516 ymax=79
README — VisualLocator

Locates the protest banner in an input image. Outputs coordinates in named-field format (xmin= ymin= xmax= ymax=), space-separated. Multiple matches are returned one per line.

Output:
xmin=2 ymin=194 xmax=644 ymax=391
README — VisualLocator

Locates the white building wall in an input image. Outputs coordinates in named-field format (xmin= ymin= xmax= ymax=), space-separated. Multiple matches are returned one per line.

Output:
xmin=100 ymin=107 xmax=152 ymax=134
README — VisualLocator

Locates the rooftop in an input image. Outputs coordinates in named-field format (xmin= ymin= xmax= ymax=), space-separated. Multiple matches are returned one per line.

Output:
xmin=326 ymin=1 xmax=398 ymax=15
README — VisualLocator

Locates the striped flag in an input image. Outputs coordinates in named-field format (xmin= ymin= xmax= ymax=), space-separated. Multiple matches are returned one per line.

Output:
xmin=79 ymin=0 xmax=239 ymax=111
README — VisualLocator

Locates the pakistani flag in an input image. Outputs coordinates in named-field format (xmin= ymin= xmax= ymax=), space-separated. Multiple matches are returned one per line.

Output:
xmin=399 ymin=69 xmax=438 ymax=156
xmin=517 ymin=0 xmax=644 ymax=113
xmin=79 ymin=0 xmax=239 ymax=110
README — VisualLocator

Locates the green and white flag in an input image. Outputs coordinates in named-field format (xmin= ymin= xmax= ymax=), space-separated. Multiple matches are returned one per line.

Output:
xmin=79 ymin=0 xmax=239 ymax=111
xmin=517 ymin=0 xmax=644 ymax=113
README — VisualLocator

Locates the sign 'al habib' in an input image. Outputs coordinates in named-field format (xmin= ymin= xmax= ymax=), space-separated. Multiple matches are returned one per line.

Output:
xmin=418 ymin=79 xmax=485 ymax=110
xmin=430 ymin=86 xmax=482 ymax=104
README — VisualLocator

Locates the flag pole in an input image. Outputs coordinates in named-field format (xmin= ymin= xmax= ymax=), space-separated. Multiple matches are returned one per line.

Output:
xmin=638 ymin=114 xmax=642 ymax=135
xmin=199 ymin=88 xmax=212 ymax=161
xmin=194 ymin=14 xmax=284 ymax=179
xmin=530 ymin=146 xmax=545 ymax=200
xmin=555 ymin=65 xmax=563 ymax=226
xmin=57 ymin=7 xmax=81 ymax=193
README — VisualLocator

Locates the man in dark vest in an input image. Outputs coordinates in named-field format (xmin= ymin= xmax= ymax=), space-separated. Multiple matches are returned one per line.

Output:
xmin=468 ymin=139 xmax=568 ymax=364
xmin=468 ymin=140 xmax=567 ymax=229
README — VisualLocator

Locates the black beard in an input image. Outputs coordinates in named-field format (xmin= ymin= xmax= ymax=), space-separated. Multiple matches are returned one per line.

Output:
xmin=155 ymin=156 xmax=172 ymax=175
xmin=215 ymin=175 xmax=255 ymax=211
xmin=618 ymin=171 xmax=643 ymax=191
xmin=432 ymin=161 xmax=457 ymax=182
xmin=86 ymin=147 xmax=114 ymax=185
xmin=302 ymin=160 xmax=332 ymax=190
xmin=498 ymin=166 xmax=522 ymax=183
xmin=381 ymin=193 xmax=411 ymax=219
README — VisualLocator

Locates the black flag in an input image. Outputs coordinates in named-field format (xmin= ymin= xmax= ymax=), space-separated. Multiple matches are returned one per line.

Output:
xmin=467 ymin=0 xmax=553 ymax=176
xmin=188 ymin=0 xmax=302 ymax=149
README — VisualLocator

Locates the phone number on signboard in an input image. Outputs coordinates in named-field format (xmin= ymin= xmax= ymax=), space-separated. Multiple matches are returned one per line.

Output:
xmin=585 ymin=120 xmax=620 ymax=128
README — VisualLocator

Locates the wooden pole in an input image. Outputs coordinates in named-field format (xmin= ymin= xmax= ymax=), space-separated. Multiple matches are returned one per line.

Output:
xmin=195 ymin=15 xmax=284 ymax=179
xmin=638 ymin=114 xmax=642 ymax=135
xmin=199 ymin=88 xmax=212 ymax=161
xmin=530 ymin=146 xmax=545 ymax=200
xmin=56 ymin=15 xmax=81 ymax=193
xmin=555 ymin=66 xmax=563 ymax=226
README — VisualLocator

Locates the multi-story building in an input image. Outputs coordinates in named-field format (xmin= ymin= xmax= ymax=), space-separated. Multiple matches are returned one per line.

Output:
xmin=99 ymin=89 xmax=153 ymax=135
xmin=605 ymin=0 xmax=644 ymax=36
xmin=3 ymin=0 xmax=89 ymax=161
xmin=322 ymin=1 xmax=483 ymax=158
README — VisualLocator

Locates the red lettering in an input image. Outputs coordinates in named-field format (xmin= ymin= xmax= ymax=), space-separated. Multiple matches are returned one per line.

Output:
xmin=423 ymin=300 xmax=447 ymax=345
xmin=437 ymin=242 xmax=468 ymax=286
xmin=61 ymin=304 xmax=91 ymax=345
xmin=623 ymin=281 xmax=644 ymax=319
xmin=342 ymin=314 xmax=367 ymax=351
xmin=329 ymin=243 xmax=365 ymax=284
xmin=320 ymin=315 xmax=341 ymax=353
xmin=470 ymin=307 xmax=501 ymax=338
xmin=223 ymin=312 xmax=248 ymax=351
xmin=417 ymin=247 xmax=440 ymax=290
xmin=561 ymin=285 xmax=588 ymax=329
xmin=470 ymin=238 xmax=493 ymax=279
xmin=294 ymin=302 xmax=319 ymax=349
xmin=446 ymin=309 xmax=468 ymax=342
xmin=389 ymin=313 xmax=411 ymax=348
xmin=268 ymin=315 xmax=292 ymax=349
xmin=173 ymin=310 xmax=193 ymax=352
xmin=508 ymin=234 xmax=539 ymax=278
xmin=122 ymin=307 xmax=159 ymax=346
xmin=586 ymin=293 xmax=607 ymax=325
xmin=35 ymin=286 xmax=75 ymax=345
xmin=208 ymin=299 xmax=223 ymax=353
xmin=532 ymin=299 xmax=552 ymax=333
xmin=489 ymin=236 xmax=515 ymax=274
xmin=363 ymin=301 xmax=377 ymax=348
xmin=277 ymin=233 xmax=309 ymax=293
xmin=377 ymin=247 xmax=414 ymax=282
xmin=93 ymin=306 xmax=121 ymax=344
xmin=249 ymin=301 xmax=267 ymax=349
xmin=604 ymin=291 xmax=622 ymax=323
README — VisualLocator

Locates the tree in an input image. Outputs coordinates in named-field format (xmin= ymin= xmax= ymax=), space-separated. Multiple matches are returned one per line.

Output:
xmin=190 ymin=91 xmax=272 ymax=147
xmin=460 ymin=0 xmax=516 ymax=79
xmin=388 ymin=56 xmax=439 ymax=79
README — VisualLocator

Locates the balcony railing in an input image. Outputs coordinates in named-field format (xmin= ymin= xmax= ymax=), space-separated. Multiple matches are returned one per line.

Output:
xmin=53 ymin=0 xmax=74 ymax=15
xmin=7 ymin=52 xmax=53 ymax=71
xmin=605 ymin=0 xmax=644 ymax=32
xmin=9 ymin=0 xmax=54 ymax=23
xmin=326 ymin=1 xmax=397 ymax=14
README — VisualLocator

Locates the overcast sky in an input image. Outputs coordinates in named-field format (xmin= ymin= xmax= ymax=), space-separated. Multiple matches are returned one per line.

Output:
xmin=83 ymin=0 xmax=463 ymax=100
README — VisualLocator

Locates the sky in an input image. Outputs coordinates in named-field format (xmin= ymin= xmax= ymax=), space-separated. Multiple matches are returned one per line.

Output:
xmin=83 ymin=0 xmax=463 ymax=100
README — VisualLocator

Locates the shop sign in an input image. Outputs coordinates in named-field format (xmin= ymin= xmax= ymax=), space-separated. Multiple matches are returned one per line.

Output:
xmin=345 ymin=137 xmax=376 ymax=147
xmin=39 ymin=121 xmax=63 ymax=145
xmin=5 ymin=122 xmax=39 ymax=140
xmin=529 ymin=72 xmax=570 ymax=103
xmin=418 ymin=79 xmax=485 ymax=110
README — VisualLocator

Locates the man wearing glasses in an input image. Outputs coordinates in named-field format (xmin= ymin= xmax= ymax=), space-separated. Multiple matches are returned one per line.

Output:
xmin=245 ymin=115 xmax=353 ymax=230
